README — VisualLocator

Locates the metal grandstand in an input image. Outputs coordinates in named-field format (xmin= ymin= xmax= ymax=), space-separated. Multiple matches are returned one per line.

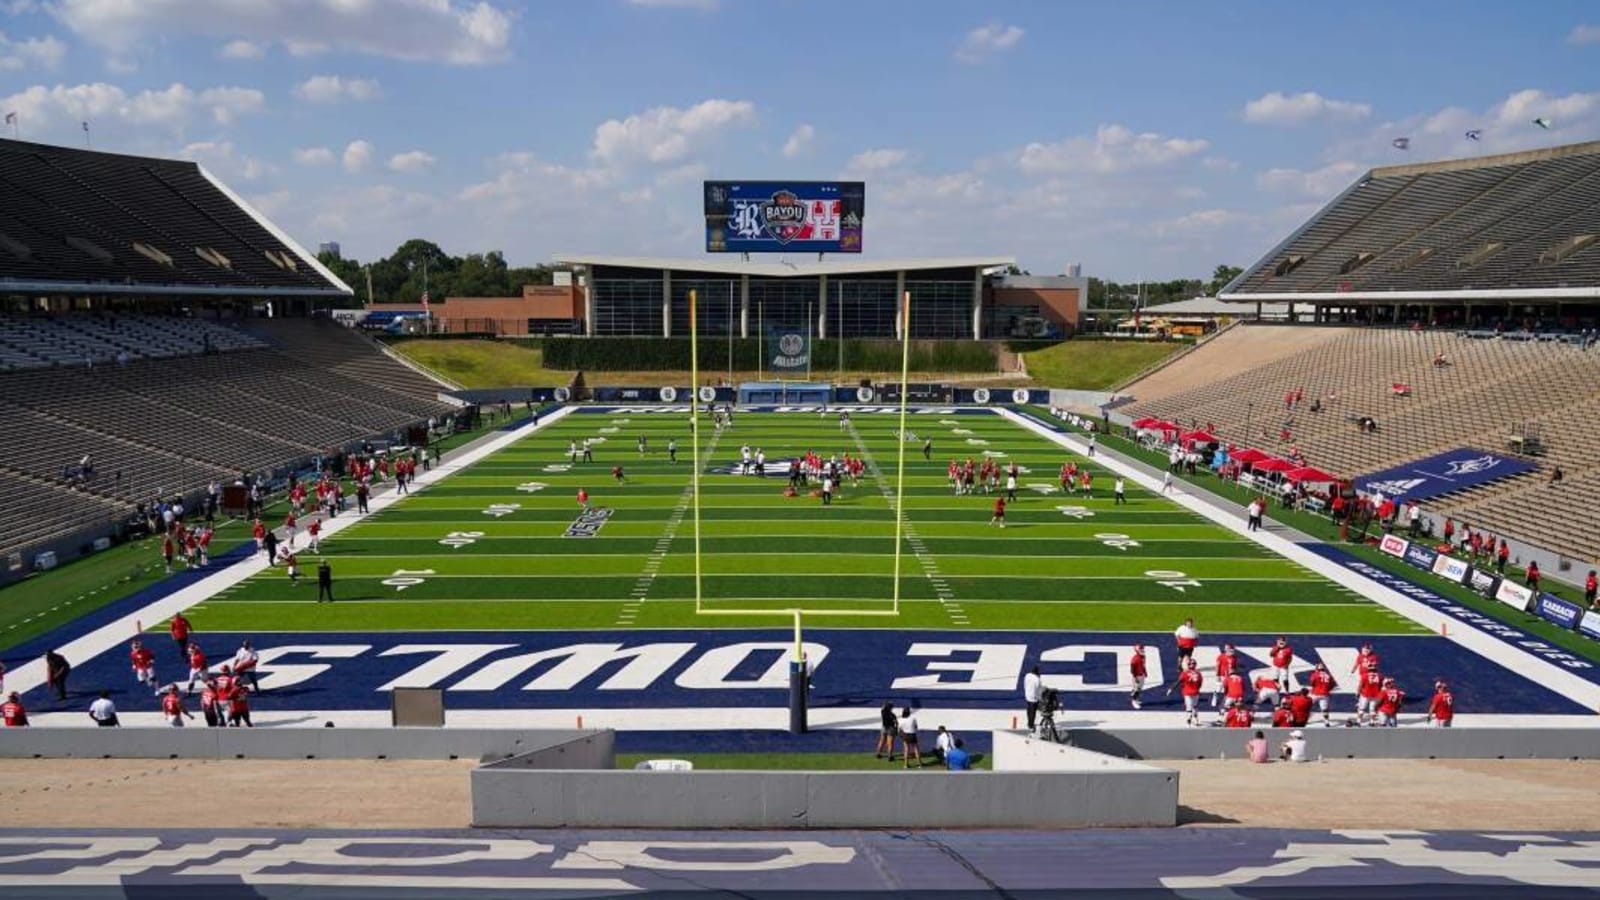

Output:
xmin=1221 ymin=141 xmax=1600 ymax=309
xmin=0 ymin=138 xmax=350 ymax=298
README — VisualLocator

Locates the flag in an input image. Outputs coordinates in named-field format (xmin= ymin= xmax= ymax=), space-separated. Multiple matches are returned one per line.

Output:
xmin=81 ymin=121 xmax=89 ymax=132
xmin=1533 ymin=117 xmax=1553 ymax=130
xmin=4 ymin=112 xmax=14 ymax=125
xmin=1391 ymin=137 xmax=1411 ymax=150
xmin=419 ymin=290 xmax=430 ymax=312
xmin=1464 ymin=129 xmax=1482 ymax=141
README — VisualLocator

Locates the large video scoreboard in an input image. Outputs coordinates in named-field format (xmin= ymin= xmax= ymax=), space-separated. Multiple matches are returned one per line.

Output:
xmin=704 ymin=181 xmax=865 ymax=254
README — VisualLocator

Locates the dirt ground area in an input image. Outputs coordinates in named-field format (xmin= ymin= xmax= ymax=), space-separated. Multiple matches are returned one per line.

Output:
xmin=1172 ymin=758 xmax=1600 ymax=829
xmin=1 ymin=757 xmax=1596 ymax=830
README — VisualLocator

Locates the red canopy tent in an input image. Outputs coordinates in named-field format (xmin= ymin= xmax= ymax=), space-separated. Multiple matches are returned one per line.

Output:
xmin=1180 ymin=430 xmax=1220 ymax=444
xmin=1285 ymin=466 xmax=1339 ymax=484
xmin=1131 ymin=417 xmax=1162 ymax=428
xmin=1230 ymin=448 xmax=1274 ymax=464
xmin=1250 ymin=458 xmax=1297 ymax=474
xmin=1133 ymin=418 xmax=1180 ymax=431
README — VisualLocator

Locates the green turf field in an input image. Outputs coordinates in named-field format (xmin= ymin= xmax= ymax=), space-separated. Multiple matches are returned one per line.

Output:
xmin=174 ymin=409 xmax=1423 ymax=638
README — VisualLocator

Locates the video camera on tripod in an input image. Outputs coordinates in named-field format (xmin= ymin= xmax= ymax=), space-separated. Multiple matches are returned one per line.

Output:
xmin=1038 ymin=687 xmax=1061 ymax=717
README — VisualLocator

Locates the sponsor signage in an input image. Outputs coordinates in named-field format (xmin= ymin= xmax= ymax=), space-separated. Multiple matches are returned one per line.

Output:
xmin=1534 ymin=593 xmax=1583 ymax=630
xmin=1378 ymin=534 xmax=1409 ymax=558
xmin=1431 ymin=555 xmax=1472 ymax=584
xmin=1494 ymin=579 xmax=1534 ymax=612
xmin=1580 ymin=611 xmax=1600 ymax=641
xmin=1469 ymin=568 xmax=1499 ymax=598
xmin=1355 ymin=447 xmax=1535 ymax=502
xmin=1403 ymin=543 xmax=1438 ymax=571
xmin=705 ymin=181 xmax=865 ymax=254
xmin=564 ymin=506 xmax=614 ymax=538
xmin=766 ymin=325 xmax=810 ymax=373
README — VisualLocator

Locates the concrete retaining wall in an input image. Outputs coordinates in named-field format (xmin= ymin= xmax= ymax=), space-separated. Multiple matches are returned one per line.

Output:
xmin=1062 ymin=727 xmax=1600 ymax=760
xmin=471 ymin=729 xmax=1178 ymax=829
xmin=0 ymin=728 xmax=605 ymax=761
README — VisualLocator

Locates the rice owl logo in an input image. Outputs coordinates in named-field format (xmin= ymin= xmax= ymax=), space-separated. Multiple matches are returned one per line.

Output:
xmin=1443 ymin=455 xmax=1500 ymax=476
xmin=761 ymin=190 xmax=808 ymax=244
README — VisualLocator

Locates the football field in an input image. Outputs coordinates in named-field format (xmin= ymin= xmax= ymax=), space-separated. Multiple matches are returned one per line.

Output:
xmin=188 ymin=408 xmax=1420 ymax=636
xmin=18 ymin=405 xmax=1597 ymax=724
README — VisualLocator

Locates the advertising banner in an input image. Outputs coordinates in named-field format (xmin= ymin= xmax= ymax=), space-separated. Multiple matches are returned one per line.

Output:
xmin=1403 ymin=543 xmax=1438 ymax=571
xmin=1431 ymin=555 xmax=1472 ymax=584
xmin=1580 ymin=610 xmax=1600 ymax=641
xmin=1533 ymin=593 xmax=1583 ymax=629
xmin=1378 ymin=534 xmax=1409 ymax=558
xmin=1494 ymin=579 xmax=1534 ymax=612
xmin=766 ymin=324 xmax=810 ymax=373
xmin=1355 ymin=448 xmax=1535 ymax=502
xmin=1469 ymin=568 xmax=1499 ymax=597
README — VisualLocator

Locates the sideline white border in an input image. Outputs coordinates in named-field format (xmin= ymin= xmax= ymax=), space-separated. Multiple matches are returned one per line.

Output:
xmin=4 ymin=408 xmax=576 ymax=698
xmin=999 ymin=408 xmax=1600 ymax=715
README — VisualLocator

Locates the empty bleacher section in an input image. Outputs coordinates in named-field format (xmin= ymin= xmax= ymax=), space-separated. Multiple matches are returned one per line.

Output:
xmin=1221 ymin=141 xmax=1600 ymax=305
xmin=0 ymin=314 xmax=263 ymax=370
xmin=0 ymin=139 xmax=346 ymax=297
xmin=1121 ymin=325 xmax=1600 ymax=562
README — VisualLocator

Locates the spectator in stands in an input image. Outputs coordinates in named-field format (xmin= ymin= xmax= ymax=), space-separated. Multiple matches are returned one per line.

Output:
xmin=1549 ymin=465 xmax=1564 ymax=485
xmin=1525 ymin=560 xmax=1541 ymax=592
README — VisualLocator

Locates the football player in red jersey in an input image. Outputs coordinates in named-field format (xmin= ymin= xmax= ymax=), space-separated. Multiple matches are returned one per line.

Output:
xmin=1356 ymin=660 xmax=1384 ymax=725
xmin=161 ymin=685 xmax=194 ymax=727
xmin=1377 ymin=677 xmax=1406 ymax=727
xmin=1 ymin=692 xmax=26 ymax=727
xmin=1177 ymin=658 xmax=1204 ymax=726
xmin=1211 ymin=644 xmax=1237 ymax=709
xmin=1426 ymin=679 xmax=1455 ymax=727
xmin=1128 ymin=644 xmax=1148 ymax=709
xmin=1269 ymin=637 xmax=1294 ymax=687
xmin=1270 ymin=699 xmax=1293 ymax=728
xmin=1308 ymin=663 xmax=1338 ymax=726
xmin=1223 ymin=700 xmax=1253 ymax=728
xmin=130 ymin=640 xmax=157 ymax=693
xmin=1254 ymin=674 xmax=1281 ymax=710
xmin=1352 ymin=641 xmax=1379 ymax=675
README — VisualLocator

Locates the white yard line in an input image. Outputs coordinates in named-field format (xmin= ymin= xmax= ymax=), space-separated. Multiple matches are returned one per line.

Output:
xmin=998 ymin=408 xmax=1600 ymax=713
xmin=3 ymin=407 xmax=576 ymax=697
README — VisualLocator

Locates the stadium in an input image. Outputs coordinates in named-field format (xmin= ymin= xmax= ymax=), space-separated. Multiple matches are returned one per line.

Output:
xmin=3 ymin=47 xmax=1600 ymax=900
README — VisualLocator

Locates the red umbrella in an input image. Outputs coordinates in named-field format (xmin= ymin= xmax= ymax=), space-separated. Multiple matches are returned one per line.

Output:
xmin=1251 ymin=458 xmax=1296 ymax=473
xmin=1180 ymin=430 xmax=1219 ymax=444
xmin=1132 ymin=417 xmax=1162 ymax=428
xmin=1230 ymin=447 xmax=1273 ymax=464
xmin=1285 ymin=466 xmax=1339 ymax=483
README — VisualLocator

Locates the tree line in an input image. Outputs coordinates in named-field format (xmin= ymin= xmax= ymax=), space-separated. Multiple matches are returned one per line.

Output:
xmin=1086 ymin=264 xmax=1244 ymax=309
xmin=315 ymin=238 xmax=557 ymax=306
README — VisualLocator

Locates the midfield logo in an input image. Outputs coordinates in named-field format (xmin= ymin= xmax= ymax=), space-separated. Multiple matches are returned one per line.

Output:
xmin=564 ymin=506 xmax=614 ymax=538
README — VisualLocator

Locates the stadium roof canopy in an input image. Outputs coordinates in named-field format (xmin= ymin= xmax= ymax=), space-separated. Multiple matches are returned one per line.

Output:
xmin=0 ymin=138 xmax=350 ymax=297
xmin=1220 ymin=140 xmax=1600 ymax=303
xmin=555 ymin=254 xmax=1014 ymax=277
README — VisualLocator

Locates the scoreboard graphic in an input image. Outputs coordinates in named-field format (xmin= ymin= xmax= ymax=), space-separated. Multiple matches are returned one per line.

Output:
xmin=704 ymin=181 xmax=865 ymax=254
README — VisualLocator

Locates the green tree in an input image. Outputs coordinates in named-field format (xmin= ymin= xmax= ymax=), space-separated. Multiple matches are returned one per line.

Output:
xmin=1208 ymin=264 xmax=1244 ymax=295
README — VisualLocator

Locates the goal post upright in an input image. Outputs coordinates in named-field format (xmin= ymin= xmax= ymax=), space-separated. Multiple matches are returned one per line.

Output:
xmin=689 ymin=289 xmax=704 ymax=616
xmin=890 ymin=290 xmax=912 ymax=615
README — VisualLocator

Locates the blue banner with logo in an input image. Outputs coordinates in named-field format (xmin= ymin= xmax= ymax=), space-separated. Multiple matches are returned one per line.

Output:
xmin=1403 ymin=542 xmax=1439 ymax=572
xmin=1354 ymin=447 xmax=1535 ymax=502
xmin=765 ymin=325 xmax=811 ymax=373
xmin=1534 ymin=593 xmax=1583 ymax=630
xmin=705 ymin=181 xmax=865 ymax=253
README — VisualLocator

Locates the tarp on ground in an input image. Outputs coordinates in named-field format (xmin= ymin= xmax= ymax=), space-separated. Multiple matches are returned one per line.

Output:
xmin=1355 ymin=447 xmax=1536 ymax=502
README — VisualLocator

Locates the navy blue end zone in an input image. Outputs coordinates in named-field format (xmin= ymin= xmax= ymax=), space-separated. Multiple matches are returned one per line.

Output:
xmin=28 ymin=627 xmax=1586 ymax=716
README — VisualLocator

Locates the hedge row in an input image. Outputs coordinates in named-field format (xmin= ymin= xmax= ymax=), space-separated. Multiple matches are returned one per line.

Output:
xmin=541 ymin=338 xmax=998 ymax=373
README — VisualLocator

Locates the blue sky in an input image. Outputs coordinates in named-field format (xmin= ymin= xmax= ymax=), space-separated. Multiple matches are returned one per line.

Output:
xmin=2 ymin=0 xmax=1598 ymax=280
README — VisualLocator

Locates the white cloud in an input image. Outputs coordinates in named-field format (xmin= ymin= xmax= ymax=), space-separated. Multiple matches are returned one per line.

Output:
xmin=387 ymin=149 xmax=436 ymax=173
xmin=0 ymin=81 xmax=263 ymax=136
xmin=1326 ymin=88 xmax=1600 ymax=161
xmin=590 ymin=98 xmax=755 ymax=167
xmin=1568 ymin=24 xmax=1600 ymax=45
xmin=1242 ymin=91 xmax=1372 ymax=125
xmin=52 ymin=0 xmax=513 ymax=65
xmin=218 ymin=39 xmax=264 ymax=59
xmin=294 ymin=75 xmax=382 ymax=103
xmin=0 ymin=32 xmax=65 ymax=70
xmin=956 ymin=22 xmax=1024 ymax=63
xmin=1256 ymin=161 xmax=1365 ymax=199
xmin=342 ymin=139 xmax=374 ymax=173
xmin=847 ymin=147 xmax=909 ymax=171
xmin=1017 ymin=124 xmax=1209 ymax=175
xmin=626 ymin=0 xmax=718 ymax=9
xmin=179 ymin=139 xmax=272 ymax=181
xmin=293 ymin=146 xmax=336 ymax=166
xmin=782 ymin=123 xmax=815 ymax=158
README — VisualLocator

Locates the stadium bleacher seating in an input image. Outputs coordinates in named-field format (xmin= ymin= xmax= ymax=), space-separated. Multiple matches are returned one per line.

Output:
xmin=1121 ymin=324 xmax=1600 ymax=562
xmin=1224 ymin=142 xmax=1600 ymax=298
xmin=0 ymin=315 xmax=454 ymax=567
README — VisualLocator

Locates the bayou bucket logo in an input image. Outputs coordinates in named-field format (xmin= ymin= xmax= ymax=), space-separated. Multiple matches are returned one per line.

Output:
xmin=761 ymin=190 xmax=807 ymax=244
